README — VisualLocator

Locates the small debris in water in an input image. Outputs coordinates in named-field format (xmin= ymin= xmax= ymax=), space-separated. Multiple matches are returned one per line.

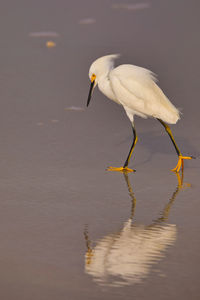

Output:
xmin=112 ymin=3 xmax=150 ymax=11
xmin=46 ymin=41 xmax=56 ymax=48
xmin=79 ymin=18 xmax=96 ymax=25
xmin=51 ymin=119 xmax=59 ymax=123
xmin=29 ymin=31 xmax=60 ymax=37
xmin=36 ymin=122 xmax=44 ymax=126
xmin=65 ymin=106 xmax=85 ymax=112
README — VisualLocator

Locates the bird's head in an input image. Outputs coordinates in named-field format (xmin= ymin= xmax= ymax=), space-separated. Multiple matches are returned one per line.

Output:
xmin=87 ymin=54 xmax=120 ymax=107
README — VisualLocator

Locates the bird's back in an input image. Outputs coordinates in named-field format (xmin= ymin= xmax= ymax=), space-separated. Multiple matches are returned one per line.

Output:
xmin=109 ymin=64 xmax=180 ymax=124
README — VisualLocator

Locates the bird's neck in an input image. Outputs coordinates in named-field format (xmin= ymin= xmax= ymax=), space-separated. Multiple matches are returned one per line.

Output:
xmin=98 ymin=74 xmax=117 ymax=103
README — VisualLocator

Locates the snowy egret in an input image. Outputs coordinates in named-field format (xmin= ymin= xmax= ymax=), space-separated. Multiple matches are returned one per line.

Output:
xmin=87 ymin=54 xmax=193 ymax=172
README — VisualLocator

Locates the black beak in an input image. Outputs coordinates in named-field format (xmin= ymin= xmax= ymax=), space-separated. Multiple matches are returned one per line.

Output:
xmin=87 ymin=80 xmax=95 ymax=107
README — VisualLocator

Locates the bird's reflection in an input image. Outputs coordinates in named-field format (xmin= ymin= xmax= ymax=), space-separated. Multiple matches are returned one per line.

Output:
xmin=84 ymin=171 xmax=190 ymax=287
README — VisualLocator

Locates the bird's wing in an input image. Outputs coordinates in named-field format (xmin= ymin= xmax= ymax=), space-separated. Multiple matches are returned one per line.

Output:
xmin=110 ymin=65 xmax=179 ymax=123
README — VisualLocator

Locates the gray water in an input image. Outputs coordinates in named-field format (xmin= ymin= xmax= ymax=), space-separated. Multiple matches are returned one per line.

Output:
xmin=0 ymin=0 xmax=199 ymax=299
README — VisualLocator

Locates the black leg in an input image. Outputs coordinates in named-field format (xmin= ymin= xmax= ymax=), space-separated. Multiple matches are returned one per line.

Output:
xmin=157 ymin=118 xmax=194 ymax=172
xmin=123 ymin=124 xmax=138 ymax=168
xmin=157 ymin=118 xmax=181 ymax=156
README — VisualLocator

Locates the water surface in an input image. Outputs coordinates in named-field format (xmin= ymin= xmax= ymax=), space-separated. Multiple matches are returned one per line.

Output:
xmin=0 ymin=0 xmax=199 ymax=299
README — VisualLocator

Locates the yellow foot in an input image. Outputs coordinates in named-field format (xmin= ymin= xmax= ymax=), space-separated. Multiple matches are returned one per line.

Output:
xmin=172 ymin=155 xmax=193 ymax=173
xmin=106 ymin=166 xmax=135 ymax=173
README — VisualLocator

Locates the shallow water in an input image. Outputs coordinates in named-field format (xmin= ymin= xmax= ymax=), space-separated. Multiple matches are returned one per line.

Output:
xmin=0 ymin=0 xmax=199 ymax=299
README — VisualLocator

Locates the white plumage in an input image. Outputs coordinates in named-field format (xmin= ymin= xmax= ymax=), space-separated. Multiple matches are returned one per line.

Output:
xmin=87 ymin=54 xmax=192 ymax=172
xmin=89 ymin=54 xmax=179 ymax=124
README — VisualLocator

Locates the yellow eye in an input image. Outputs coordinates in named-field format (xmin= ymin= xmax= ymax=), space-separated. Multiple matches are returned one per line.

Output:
xmin=91 ymin=74 xmax=96 ymax=82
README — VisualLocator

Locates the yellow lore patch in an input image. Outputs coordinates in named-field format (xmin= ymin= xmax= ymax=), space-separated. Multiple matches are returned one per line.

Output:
xmin=91 ymin=74 xmax=96 ymax=82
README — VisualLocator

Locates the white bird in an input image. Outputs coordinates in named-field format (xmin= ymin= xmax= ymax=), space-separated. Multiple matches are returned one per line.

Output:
xmin=87 ymin=54 xmax=193 ymax=172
